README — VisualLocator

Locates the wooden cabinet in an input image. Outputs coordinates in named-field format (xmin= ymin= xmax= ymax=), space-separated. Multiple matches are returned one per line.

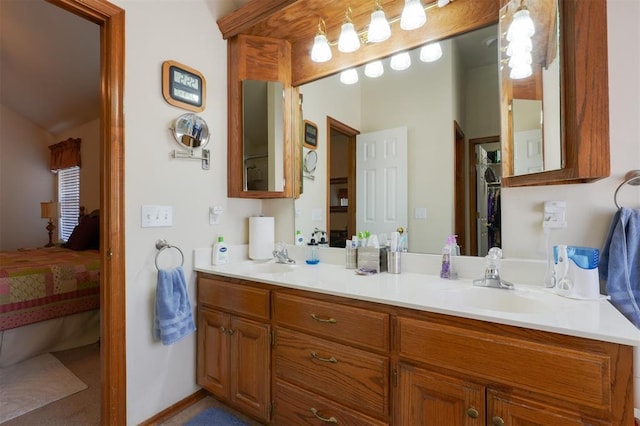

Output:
xmin=197 ymin=276 xmax=271 ymax=422
xmin=196 ymin=274 xmax=634 ymax=425
xmin=273 ymin=292 xmax=391 ymax=423
xmin=395 ymin=314 xmax=633 ymax=425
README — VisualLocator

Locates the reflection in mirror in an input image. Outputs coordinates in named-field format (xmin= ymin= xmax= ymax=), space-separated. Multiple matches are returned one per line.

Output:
xmin=171 ymin=113 xmax=209 ymax=149
xmin=295 ymin=25 xmax=502 ymax=256
xmin=242 ymin=79 xmax=285 ymax=191
xmin=500 ymin=0 xmax=561 ymax=177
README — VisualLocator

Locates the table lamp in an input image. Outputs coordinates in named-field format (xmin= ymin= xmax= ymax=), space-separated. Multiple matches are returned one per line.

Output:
xmin=40 ymin=201 xmax=60 ymax=247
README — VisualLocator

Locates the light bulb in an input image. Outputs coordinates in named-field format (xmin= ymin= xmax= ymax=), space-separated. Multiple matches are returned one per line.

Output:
xmin=510 ymin=63 xmax=532 ymax=79
xmin=419 ymin=42 xmax=443 ymax=62
xmin=340 ymin=68 xmax=359 ymax=84
xmin=368 ymin=9 xmax=391 ymax=43
xmin=338 ymin=21 xmax=360 ymax=53
xmin=311 ymin=34 xmax=332 ymax=63
xmin=400 ymin=0 xmax=426 ymax=31
xmin=507 ymin=9 xmax=535 ymax=41
xmin=437 ymin=0 xmax=450 ymax=6
xmin=506 ymin=37 xmax=532 ymax=57
xmin=364 ymin=60 xmax=384 ymax=78
xmin=508 ymin=51 xmax=532 ymax=69
xmin=390 ymin=52 xmax=411 ymax=71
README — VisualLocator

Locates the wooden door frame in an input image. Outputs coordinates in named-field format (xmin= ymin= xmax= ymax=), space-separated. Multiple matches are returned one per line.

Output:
xmin=453 ymin=121 xmax=466 ymax=255
xmin=47 ymin=1 xmax=126 ymax=424
xmin=326 ymin=117 xmax=359 ymax=244
xmin=467 ymin=135 xmax=500 ymax=257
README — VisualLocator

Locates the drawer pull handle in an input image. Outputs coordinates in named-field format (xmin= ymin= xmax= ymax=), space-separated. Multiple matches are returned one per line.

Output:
xmin=311 ymin=314 xmax=337 ymax=324
xmin=219 ymin=326 xmax=227 ymax=333
xmin=467 ymin=408 xmax=479 ymax=419
xmin=492 ymin=416 xmax=505 ymax=426
xmin=310 ymin=351 xmax=338 ymax=363
xmin=310 ymin=408 xmax=338 ymax=423
xmin=227 ymin=328 xmax=234 ymax=335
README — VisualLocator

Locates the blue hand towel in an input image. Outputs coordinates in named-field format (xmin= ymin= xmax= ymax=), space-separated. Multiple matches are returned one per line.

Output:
xmin=600 ymin=207 xmax=640 ymax=328
xmin=153 ymin=266 xmax=196 ymax=345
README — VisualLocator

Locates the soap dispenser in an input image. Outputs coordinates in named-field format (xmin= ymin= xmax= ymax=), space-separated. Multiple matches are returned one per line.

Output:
xmin=306 ymin=237 xmax=319 ymax=265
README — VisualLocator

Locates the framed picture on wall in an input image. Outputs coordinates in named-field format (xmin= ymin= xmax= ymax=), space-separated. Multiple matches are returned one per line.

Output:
xmin=303 ymin=120 xmax=318 ymax=150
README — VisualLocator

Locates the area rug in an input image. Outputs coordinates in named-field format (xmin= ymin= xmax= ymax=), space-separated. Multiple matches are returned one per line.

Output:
xmin=0 ymin=353 xmax=87 ymax=423
xmin=185 ymin=408 xmax=249 ymax=426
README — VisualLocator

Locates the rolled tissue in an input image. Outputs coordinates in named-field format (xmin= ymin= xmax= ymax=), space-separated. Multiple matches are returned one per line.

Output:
xmin=249 ymin=216 xmax=275 ymax=260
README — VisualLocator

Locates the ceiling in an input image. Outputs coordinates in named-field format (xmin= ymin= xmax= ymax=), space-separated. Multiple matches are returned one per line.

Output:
xmin=0 ymin=0 xmax=497 ymax=136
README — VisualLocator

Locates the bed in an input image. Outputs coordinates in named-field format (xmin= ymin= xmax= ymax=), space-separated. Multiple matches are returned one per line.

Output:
xmin=0 ymin=209 xmax=101 ymax=366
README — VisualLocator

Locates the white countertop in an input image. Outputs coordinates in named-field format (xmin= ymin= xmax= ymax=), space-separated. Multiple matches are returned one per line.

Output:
xmin=193 ymin=248 xmax=640 ymax=347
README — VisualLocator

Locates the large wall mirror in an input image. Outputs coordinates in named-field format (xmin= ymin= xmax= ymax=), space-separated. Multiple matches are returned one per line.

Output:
xmin=295 ymin=24 xmax=501 ymax=256
xmin=242 ymin=79 xmax=285 ymax=192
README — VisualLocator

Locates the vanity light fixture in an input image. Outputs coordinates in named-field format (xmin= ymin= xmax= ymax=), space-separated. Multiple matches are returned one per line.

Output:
xmin=505 ymin=0 xmax=535 ymax=79
xmin=400 ymin=0 xmax=426 ymax=31
xmin=364 ymin=60 xmax=384 ymax=78
xmin=419 ymin=42 xmax=442 ymax=62
xmin=309 ymin=0 xmax=455 ymax=63
xmin=340 ymin=68 xmax=359 ymax=84
xmin=310 ymin=18 xmax=332 ymax=63
xmin=390 ymin=51 xmax=411 ymax=70
xmin=338 ymin=7 xmax=361 ymax=53
xmin=368 ymin=0 xmax=391 ymax=43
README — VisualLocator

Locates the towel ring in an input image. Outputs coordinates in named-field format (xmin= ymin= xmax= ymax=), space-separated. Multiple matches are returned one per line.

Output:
xmin=155 ymin=239 xmax=184 ymax=270
xmin=614 ymin=170 xmax=640 ymax=209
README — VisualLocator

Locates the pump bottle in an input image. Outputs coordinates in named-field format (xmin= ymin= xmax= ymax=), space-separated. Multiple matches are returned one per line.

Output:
xmin=212 ymin=236 xmax=229 ymax=265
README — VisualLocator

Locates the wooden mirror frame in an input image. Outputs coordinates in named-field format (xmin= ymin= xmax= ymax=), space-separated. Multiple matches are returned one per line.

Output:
xmin=218 ymin=0 xmax=609 ymax=189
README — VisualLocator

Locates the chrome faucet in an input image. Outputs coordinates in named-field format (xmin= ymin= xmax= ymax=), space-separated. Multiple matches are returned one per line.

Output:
xmin=473 ymin=247 xmax=514 ymax=290
xmin=273 ymin=242 xmax=295 ymax=264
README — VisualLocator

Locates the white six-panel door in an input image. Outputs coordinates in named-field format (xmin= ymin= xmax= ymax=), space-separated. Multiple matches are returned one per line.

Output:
xmin=356 ymin=127 xmax=408 ymax=240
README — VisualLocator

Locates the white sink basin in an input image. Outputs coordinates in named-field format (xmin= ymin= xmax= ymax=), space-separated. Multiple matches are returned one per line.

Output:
xmin=443 ymin=286 xmax=564 ymax=315
xmin=248 ymin=262 xmax=298 ymax=274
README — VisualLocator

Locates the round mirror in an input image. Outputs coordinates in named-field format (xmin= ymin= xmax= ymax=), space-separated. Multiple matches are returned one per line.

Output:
xmin=304 ymin=150 xmax=318 ymax=174
xmin=171 ymin=113 xmax=210 ymax=149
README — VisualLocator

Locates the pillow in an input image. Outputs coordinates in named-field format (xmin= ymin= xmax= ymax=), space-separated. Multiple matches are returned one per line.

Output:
xmin=65 ymin=215 xmax=99 ymax=250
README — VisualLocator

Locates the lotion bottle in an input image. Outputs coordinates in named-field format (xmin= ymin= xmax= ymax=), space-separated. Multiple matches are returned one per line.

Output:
xmin=212 ymin=235 xmax=228 ymax=265
xmin=295 ymin=230 xmax=305 ymax=246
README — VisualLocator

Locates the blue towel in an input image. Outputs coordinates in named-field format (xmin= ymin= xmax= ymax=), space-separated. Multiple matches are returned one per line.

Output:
xmin=600 ymin=207 xmax=640 ymax=328
xmin=153 ymin=266 xmax=196 ymax=345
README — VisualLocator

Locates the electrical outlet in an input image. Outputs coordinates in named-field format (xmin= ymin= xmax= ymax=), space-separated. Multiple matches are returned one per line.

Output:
xmin=542 ymin=201 xmax=567 ymax=229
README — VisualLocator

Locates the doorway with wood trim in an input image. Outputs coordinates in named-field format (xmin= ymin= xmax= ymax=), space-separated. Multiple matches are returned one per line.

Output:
xmin=326 ymin=117 xmax=359 ymax=248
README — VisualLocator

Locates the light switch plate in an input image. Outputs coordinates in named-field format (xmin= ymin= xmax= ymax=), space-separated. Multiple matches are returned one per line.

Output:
xmin=141 ymin=205 xmax=173 ymax=227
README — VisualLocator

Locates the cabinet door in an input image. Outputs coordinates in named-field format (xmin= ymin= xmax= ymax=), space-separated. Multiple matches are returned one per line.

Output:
xmin=230 ymin=315 xmax=271 ymax=421
xmin=396 ymin=363 xmax=484 ymax=426
xmin=197 ymin=308 xmax=230 ymax=399
xmin=487 ymin=390 xmax=610 ymax=426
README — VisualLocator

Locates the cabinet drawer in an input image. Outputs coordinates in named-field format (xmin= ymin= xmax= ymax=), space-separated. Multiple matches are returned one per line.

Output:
xmin=198 ymin=277 xmax=270 ymax=320
xmin=274 ymin=380 xmax=388 ymax=426
xmin=397 ymin=316 xmax=612 ymax=411
xmin=275 ymin=328 xmax=389 ymax=417
xmin=274 ymin=292 xmax=389 ymax=351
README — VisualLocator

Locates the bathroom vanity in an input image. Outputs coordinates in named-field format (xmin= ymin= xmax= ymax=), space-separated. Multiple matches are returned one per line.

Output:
xmin=195 ymin=260 xmax=639 ymax=425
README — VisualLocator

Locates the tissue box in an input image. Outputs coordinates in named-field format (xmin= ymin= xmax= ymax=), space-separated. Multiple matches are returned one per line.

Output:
xmin=357 ymin=247 xmax=388 ymax=273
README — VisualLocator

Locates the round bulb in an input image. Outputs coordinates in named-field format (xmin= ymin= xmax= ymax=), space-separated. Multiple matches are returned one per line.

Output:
xmin=368 ymin=10 xmax=391 ymax=43
xmin=506 ymin=37 xmax=532 ymax=57
xmin=400 ymin=0 xmax=426 ymax=31
xmin=437 ymin=0 xmax=450 ymax=6
xmin=390 ymin=52 xmax=411 ymax=71
xmin=507 ymin=9 xmax=535 ymax=41
xmin=419 ymin=42 xmax=443 ymax=62
xmin=338 ymin=22 xmax=360 ymax=53
xmin=508 ymin=51 xmax=532 ymax=69
xmin=364 ymin=60 xmax=384 ymax=78
xmin=340 ymin=68 xmax=359 ymax=84
xmin=310 ymin=34 xmax=332 ymax=63
xmin=510 ymin=63 xmax=532 ymax=79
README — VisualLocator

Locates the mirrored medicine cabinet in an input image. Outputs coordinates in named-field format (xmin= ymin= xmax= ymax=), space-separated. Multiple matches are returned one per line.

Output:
xmin=219 ymin=0 xmax=609 ymax=198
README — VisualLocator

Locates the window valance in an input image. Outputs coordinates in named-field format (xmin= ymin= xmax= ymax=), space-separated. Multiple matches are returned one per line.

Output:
xmin=49 ymin=137 xmax=81 ymax=171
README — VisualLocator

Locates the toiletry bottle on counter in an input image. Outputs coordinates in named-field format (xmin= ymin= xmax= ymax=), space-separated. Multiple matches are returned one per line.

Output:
xmin=295 ymin=230 xmax=305 ymax=246
xmin=440 ymin=235 xmax=459 ymax=279
xmin=212 ymin=236 xmax=228 ymax=265
xmin=306 ymin=238 xmax=319 ymax=265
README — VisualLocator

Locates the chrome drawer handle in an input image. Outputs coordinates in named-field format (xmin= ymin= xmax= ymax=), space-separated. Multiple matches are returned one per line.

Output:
xmin=311 ymin=313 xmax=337 ymax=324
xmin=310 ymin=351 xmax=338 ymax=363
xmin=310 ymin=408 xmax=338 ymax=423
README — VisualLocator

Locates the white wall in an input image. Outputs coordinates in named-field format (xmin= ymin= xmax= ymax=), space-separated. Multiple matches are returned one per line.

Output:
xmin=111 ymin=0 xmax=262 ymax=423
xmin=0 ymin=104 xmax=54 ymax=250
xmin=109 ymin=0 xmax=638 ymax=422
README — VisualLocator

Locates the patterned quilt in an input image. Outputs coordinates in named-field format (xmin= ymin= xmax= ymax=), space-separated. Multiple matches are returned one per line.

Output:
xmin=0 ymin=247 xmax=100 ymax=331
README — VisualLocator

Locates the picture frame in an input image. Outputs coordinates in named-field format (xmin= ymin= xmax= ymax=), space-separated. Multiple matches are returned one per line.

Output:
xmin=303 ymin=120 xmax=318 ymax=150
